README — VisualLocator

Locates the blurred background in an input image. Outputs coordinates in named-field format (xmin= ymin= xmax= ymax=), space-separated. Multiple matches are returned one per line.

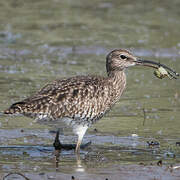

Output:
xmin=0 ymin=0 xmax=180 ymax=179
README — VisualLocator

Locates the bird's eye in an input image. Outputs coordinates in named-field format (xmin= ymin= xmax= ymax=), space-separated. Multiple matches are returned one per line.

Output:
xmin=120 ymin=54 xmax=127 ymax=59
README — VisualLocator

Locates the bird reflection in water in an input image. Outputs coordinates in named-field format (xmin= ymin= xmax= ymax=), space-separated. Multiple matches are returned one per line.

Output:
xmin=53 ymin=129 xmax=90 ymax=171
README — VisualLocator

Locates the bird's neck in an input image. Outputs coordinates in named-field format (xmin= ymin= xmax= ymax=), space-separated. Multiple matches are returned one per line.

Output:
xmin=107 ymin=70 xmax=126 ymax=101
xmin=108 ymin=70 xmax=126 ymax=83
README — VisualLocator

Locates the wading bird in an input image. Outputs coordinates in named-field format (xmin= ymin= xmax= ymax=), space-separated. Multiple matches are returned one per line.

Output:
xmin=4 ymin=49 xmax=178 ymax=153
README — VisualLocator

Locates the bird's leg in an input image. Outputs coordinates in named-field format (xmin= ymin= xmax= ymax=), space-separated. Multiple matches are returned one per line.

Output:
xmin=75 ymin=139 xmax=83 ymax=172
xmin=74 ymin=125 xmax=88 ymax=154
xmin=75 ymin=138 xmax=82 ymax=154
xmin=53 ymin=129 xmax=62 ymax=150
xmin=75 ymin=138 xmax=92 ymax=153
xmin=53 ymin=129 xmax=62 ymax=170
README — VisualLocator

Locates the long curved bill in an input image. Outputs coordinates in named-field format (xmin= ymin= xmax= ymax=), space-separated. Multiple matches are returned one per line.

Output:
xmin=135 ymin=59 xmax=179 ymax=79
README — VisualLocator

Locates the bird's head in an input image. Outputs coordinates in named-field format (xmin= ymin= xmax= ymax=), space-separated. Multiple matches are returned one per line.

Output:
xmin=106 ymin=49 xmax=179 ymax=78
xmin=106 ymin=49 xmax=136 ymax=74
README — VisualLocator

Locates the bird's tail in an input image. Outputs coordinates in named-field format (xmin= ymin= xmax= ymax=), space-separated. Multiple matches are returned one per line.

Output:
xmin=4 ymin=101 xmax=26 ymax=114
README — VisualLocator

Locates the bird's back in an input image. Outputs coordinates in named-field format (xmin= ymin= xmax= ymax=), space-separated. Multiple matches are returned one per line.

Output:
xmin=4 ymin=75 xmax=121 ymax=125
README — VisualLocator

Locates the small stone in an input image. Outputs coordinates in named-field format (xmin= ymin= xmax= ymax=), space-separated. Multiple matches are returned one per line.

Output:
xmin=39 ymin=172 xmax=45 ymax=176
xmin=157 ymin=160 xmax=162 ymax=166
xmin=132 ymin=134 xmax=138 ymax=137
xmin=147 ymin=141 xmax=160 ymax=147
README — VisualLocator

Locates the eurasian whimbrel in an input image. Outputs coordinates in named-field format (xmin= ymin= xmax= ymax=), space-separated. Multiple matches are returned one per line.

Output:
xmin=4 ymin=49 xmax=179 ymax=153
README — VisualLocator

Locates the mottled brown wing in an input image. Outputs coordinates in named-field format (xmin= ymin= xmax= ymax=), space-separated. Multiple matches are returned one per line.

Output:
xmin=35 ymin=75 xmax=108 ymax=120
xmin=4 ymin=76 xmax=108 ymax=122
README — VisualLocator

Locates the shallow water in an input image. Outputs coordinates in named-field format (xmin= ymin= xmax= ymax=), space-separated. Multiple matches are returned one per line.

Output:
xmin=0 ymin=0 xmax=180 ymax=179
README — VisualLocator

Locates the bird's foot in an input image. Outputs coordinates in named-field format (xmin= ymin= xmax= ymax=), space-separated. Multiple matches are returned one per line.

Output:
xmin=53 ymin=129 xmax=91 ymax=151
